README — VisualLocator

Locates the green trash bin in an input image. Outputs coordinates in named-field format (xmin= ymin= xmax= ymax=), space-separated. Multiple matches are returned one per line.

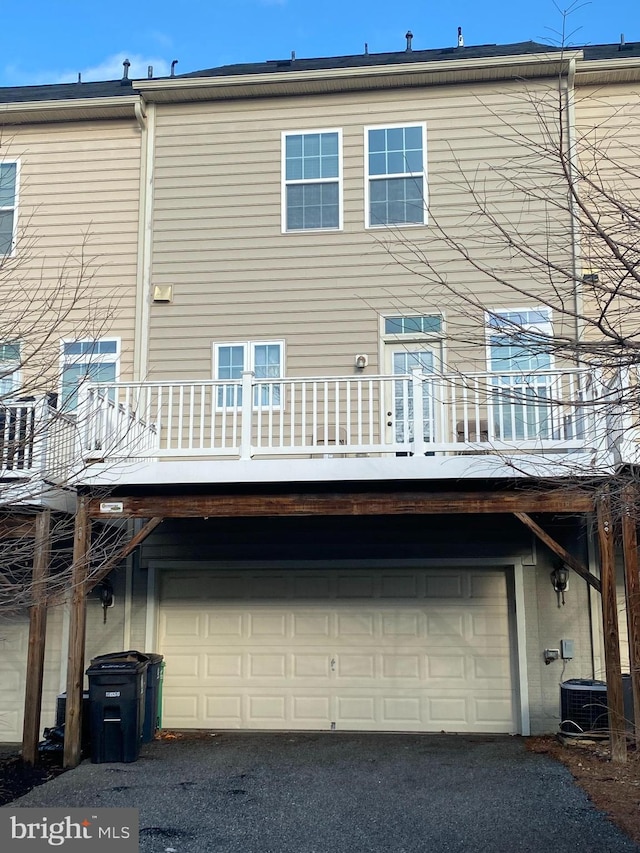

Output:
xmin=142 ymin=654 xmax=164 ymax=743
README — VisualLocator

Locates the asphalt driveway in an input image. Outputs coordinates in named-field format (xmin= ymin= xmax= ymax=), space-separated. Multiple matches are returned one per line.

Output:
xmin=5 ymin=732 xmax=639 ymax=853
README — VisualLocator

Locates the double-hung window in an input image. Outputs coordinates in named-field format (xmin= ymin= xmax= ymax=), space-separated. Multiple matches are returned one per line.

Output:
xmin=282 ymin=130 xmax=341 ymax=232
xmin=60 ymin=339 xmax=120 ymax=410
xmin=213 ymin=340 xmax=284 ymax=407
xmin=0 ymin=343 xmax=21 ymax=397
xmin=487 ymin=308 xmax=553 ymax=440
xmin=0 ymin=162 xmax=18 ymax=256
xmin=366 ymin=124 xmax=427 ymax=227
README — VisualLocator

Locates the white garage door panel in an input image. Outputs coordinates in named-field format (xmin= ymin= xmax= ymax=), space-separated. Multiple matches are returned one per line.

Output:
xmin=0 ymin=617 xmax=29 ymax=741
xmin=158 ymin=568 xmax=516 ymax=733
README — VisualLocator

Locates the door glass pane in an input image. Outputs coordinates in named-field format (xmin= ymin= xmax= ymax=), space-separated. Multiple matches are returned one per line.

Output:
xmin=253 ymin=344 xmax=282 ymax=406
xmin=217 ymin=346 xmax=244 ymax=407
xmin=392 ymin=350 xmax=433 ymax=443
xmin=489 ymin=333 xmax=552 ymax=440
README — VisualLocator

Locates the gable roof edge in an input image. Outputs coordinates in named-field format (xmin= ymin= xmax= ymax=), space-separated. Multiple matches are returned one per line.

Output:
xmin=134 ymin=50 xmax=583 ymax=104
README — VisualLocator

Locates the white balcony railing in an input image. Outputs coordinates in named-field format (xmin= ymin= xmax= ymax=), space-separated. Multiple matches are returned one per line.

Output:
xmin=0 ymin=396 xmax=77 ymax=482
xmin=79 ymin=367 xmax=611 ymax=464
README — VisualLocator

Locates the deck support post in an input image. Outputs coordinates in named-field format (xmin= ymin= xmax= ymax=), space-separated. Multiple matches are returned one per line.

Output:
xmin=621 ymin=485 xmax=640 ymax=748
xmin=597 ymin=491 xmax=627 ymax=763
xmin=21 ymin=509 xmax=52 ymax=765
xmin=63 ymin=496 xmax=91 ymax=769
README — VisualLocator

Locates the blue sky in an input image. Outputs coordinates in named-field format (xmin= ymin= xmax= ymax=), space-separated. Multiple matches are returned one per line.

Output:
xmin=1 ymin=0 xmax=637 ymax=87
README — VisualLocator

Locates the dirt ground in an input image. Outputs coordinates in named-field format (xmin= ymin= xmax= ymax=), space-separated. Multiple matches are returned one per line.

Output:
xmin=0 ymin=753 xmax=65 ymax=807
xmin=1 ymin=736 xmax=639 ymax=845
xmin=527 ymin=736 xmax=640 ymax=845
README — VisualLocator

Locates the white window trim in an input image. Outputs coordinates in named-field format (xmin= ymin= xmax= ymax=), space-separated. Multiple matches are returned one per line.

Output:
xmin=379 ymin=313 xmax=445 ymax=374
xmin=485 ymin=307 xmax=554 ymax=372
xmin=59 ymin=337 xmax=121 ymax=409
xmin=212 ymin=339 xmax=285 ymax=410
xmin=0 ymin=159 xmax=20 ymax=258
xmin=380 ymin=311 xmax=445 ymax=341
xmin=364 ymin=123 xmax=428 ymax=229
xmin=281 ymin=129 xmax=343 ymax=234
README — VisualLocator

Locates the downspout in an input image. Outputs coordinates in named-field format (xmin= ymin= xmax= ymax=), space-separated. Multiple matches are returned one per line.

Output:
xmin=565 ymin=57 xmax=584 ymax=355
xmin=133 ymin=99 xmax=156 ymax=381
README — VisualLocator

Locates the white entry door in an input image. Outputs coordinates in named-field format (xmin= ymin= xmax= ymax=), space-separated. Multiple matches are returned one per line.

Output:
xmin=386 ymin=346 xmax=435 ymax=446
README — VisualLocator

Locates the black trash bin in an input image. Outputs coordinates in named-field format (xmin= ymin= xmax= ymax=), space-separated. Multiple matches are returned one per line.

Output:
xmin=142 ymin=654 xmax=164 ymax=743
xmin=86 ymin=654 xmax=148 ymax=763
xmin=56 ymin=691 xmax=91 ymax=750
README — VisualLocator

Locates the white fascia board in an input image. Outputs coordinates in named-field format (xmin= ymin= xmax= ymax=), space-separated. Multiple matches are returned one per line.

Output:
xmin=75 ymin=452 xmax=614 ymax=488
xmin=576 ymin=58 xmax=640 ymax=84
xmin=0 ymin=95 xmax=141 ymax=124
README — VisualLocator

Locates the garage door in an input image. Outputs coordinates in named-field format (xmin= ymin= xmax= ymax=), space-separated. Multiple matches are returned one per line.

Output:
xmin=0 ymin=615 xmax=29 ymax=741
xmin=158 ymin=567 xmax=516 ymax=733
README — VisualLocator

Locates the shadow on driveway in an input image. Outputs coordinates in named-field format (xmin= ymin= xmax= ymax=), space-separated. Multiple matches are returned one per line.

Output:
xmin=6 ymin=732 xmax=639 ymax=853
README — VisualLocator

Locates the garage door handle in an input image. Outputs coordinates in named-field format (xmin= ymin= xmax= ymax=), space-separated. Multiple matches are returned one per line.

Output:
xmin=330 ymin=658 xmax=336 ymax=671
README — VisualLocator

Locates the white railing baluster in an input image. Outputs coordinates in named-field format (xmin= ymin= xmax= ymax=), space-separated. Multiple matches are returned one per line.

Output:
xmin=323 ymin=381 xmax=329 ymax=446
xmin=474 ymin=378 xmax=482 ymax=444
xmin=289 ymin=381 xmax=295 ymax=448
xmin=166 ymin=386 xmax=174 ymax=451
xmin=199 ymin=385 xmax=205 ymax=450
xmin=412 ymin=370 xmax=426 ymax=454
xmin=277 ymin=381 xmax=283 ymax=449
xmin=241 ymin=371 xmax=253 ymax=460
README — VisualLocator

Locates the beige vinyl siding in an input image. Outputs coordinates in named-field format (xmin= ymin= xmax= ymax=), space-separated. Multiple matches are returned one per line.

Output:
xmin=0 ymin=120 xmax=141 ymax=384
xmin=575 ymin=82 xmax=640 ymax=347
xmin=147 ymin=80 xmax=574 ymax=379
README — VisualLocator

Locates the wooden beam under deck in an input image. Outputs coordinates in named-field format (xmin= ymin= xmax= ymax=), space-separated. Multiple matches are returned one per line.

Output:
xmin=513 ymin=512 xmax=601 ymax=593
xmin=88 ymin=490 xmax=595 ymax=519
xmin=0 ymin=516 xmax=36 ymax=538
xmin=86 ymin=517 xmax=163 ymax=592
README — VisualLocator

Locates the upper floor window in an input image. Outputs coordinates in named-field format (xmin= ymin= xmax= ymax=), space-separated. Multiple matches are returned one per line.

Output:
xmin=366 ymin=124 xmax=427 ymax=227
xmin=0 ymin=162 xmax=18 ymax=256
xmin=60 ymin=338 xmax=120 ymax=410
xmin=213 ymin=340 xmax=284 ymax=407
xmin=282 ymin=130 xmax=342 ymax=232
xmin=487 ymin=308 xmax=553 ymax=372
xmin=0 ymin=342 xmax=21 ymax=396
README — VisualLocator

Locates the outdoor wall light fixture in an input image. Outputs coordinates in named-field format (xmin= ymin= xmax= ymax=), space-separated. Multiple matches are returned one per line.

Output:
xmin=355 ymin=354 xmax=368 ymax=370
xmin=550 ymin=565 xmax=570 ymax=607
xmin=97 ymin=578 xmax=115 ymax=624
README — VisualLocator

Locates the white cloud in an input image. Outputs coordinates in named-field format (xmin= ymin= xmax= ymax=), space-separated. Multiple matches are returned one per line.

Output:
xmin=3 ymin=52 xmax=171 ymax=87
xmin=147 ymin=30 xmax=174 ymax=50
